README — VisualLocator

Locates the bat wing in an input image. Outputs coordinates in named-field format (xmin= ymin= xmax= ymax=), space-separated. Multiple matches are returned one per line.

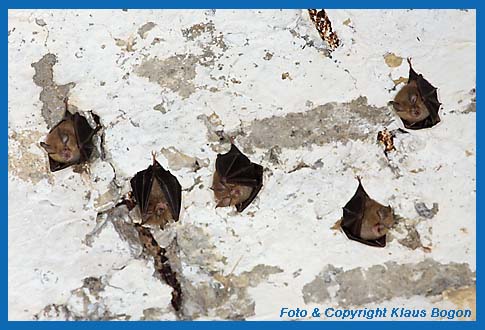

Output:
xmin=216 ymin=144 xmax=254 ymax=183
xmin=48 ymin=156 xmax=71 ymax=172
xmin=341 ymin=181 xmax=386 ymax=248
xmin=406 ymin=61 xmax=441 ymax=130
xmin=152 ymin=160 xmax=182 ymax=221
xmin=216 ymin=144 xmax=264 ymax=212
xmin=73 ymin=112 xmax=97 ymax=162
xmin=236 ymin=163 xmax=264 ymax=212
xmin=130 ymin=165 xmax=155 ymax=219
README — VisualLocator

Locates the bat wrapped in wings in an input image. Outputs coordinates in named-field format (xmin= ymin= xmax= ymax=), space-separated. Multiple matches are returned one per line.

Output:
xmin=341 ymin=178 xmax=394 ymax=247
xmin=130 ymin=154 xmax=182 ymax=229
xmin=391 ymin=58 xmax=441 ymax=130
xmin=212 ymin=143 xmax=263 ymax=212
xmin=40 ymin=98 xmax=100 ymax=172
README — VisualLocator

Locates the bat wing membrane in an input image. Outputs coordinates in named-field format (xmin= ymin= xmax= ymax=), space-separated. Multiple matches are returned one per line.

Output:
xmin=235 ymin=163 xmax=263 ymax=212
xmin=406 ymin=63 xmax=441 ymax=129
xmin=341 ymin=181 xmax=386 ymax=248
xmin=130 ymin=165 xmax=154 ymax=220
xmin=153 ymin=161 xmax=182 ymax=221
xmin=73 ymin=112 xmax=97 ymax=161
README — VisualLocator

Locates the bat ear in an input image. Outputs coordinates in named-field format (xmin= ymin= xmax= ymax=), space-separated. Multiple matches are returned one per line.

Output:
xmin=391 ymin=101 xmax=402 ymax=112
xmin=40 ymin=142 xmax=54 ymax=153
xmin=377 ymin=206 xmax=390 ymax=220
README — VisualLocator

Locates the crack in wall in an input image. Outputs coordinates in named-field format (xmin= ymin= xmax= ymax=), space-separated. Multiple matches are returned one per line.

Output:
xmin=83 ymin=203 xmax=184 ymax=318
xmin=135 ymin=225 xmax=183 ymax=315
xmin=172 ymin=224 xmax=284 ymax=320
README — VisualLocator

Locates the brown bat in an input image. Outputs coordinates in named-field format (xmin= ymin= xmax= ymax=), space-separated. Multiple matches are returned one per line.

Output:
xmin=130 ymin=153 xmax=182 ymax=229
xmin=391 ymin=58 xmax=441 ymax=129
xmin=40 ymin=98 xmax=100 ymax=172
xmin=212 ymin=143 xmax=263 ymax=212
xmin=340 ymin=177 xmax=394 ymax=247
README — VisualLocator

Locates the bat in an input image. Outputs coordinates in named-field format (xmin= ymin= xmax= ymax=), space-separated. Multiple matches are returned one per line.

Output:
xmin=391 ymin=58 xmax=441 ymax=129
xmin=130 ymin=153 xmax=182 ymax=229
xmin=40 ymin=98 xmax=100 ymax=172
xmin=341 ymin=177 xmax=394 ymax=247
xmin=212 ymin=143 xmax=263 ymax=212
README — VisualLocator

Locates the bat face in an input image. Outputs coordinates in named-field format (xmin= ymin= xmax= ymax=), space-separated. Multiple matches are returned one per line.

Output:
xmin=130 ymin=155 xmax=182 ymax=229
xmin=359 ymin=201 xmax=394 ymax=241
xmin=392 ymin=81 xmax=430 ymax=124
xmin=40 ymin=99 xmax=100 ymax=172
xmin=212 ymin=144 xmax=263 ymax=212
xmin=40 ymin=119 xmax=81 ymax=164
xmin=341 ymin=178 xmax=394 ymax=247
xmin=142 ymin=178 xmax=174 ymax=227
xmin=212 ymin=171 xmax=254 ymax=208
xmin=392 ymin=58 xmax=441 ymax=130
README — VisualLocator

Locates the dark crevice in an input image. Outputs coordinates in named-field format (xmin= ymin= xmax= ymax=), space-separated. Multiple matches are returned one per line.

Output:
xmin=134 ymin=225 xmax=183 ymax=315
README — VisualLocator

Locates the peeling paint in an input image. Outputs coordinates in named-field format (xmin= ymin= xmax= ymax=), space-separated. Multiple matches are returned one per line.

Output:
xmin=384 ymin=52 xmax=403 ymax=68
xmin=8 ymin=130 xmax=53 ymax=184
xmin=159 ymin=147 xmax=209 ymax=171
xmin=442 ymin=286 xmax=476 ymax=320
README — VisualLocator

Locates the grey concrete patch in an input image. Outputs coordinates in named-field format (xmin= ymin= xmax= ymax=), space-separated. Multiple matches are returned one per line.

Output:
xmin=181 ymin=21 xmax=227 ymax=52
xmin=235 ymin=97 xmax=393 ymax=150
xmin=463 ymin=101 xmax=476 ymax=114
xmin=34 ymin=276 xmax=130 ymax=320
xmin=182 ymin=263 xmax=283 ymax=320
xmin=31 ymin=53 xmax=76 ymax=128
xmin=140 ymin=307 xmax=170 ymax=320
xmin=136 ymin=22 xmax=227 ymax=98
xmin=397 ymin=224 xmax=423 ymax=250
xmin=136 ymin=55 xmax=198 ymax=99
xmin=173 ymin=224 xmax=283 ymax=319
xmin=302 ymin=259 xmax=475 ymax=307
xmin=415 ymin=202 xmax=439 ymax=219
xmin=182 ymin=22 xmax=215 ymax=41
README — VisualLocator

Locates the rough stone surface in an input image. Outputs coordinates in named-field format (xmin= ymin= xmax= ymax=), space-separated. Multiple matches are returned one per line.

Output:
xmin=9 ymin=10 xmax=475 ymax=321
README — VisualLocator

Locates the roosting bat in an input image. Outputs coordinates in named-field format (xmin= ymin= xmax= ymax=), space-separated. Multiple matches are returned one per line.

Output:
xmin=40 ymin=98 xmax=100 ymax=172
xmin=212 ymin=143 xmax=263 ymax=212
xmin=130 ymin=153 xmax=182 ymax=229
xmin=391 ymin=58 xmax=441 ymax=129
xmin=340 ymin=178 xmax=394 ymax=247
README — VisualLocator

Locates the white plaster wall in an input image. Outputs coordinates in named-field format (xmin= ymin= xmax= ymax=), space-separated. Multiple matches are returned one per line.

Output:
xmin=8 ymin=9 xmax=476 ymax=320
